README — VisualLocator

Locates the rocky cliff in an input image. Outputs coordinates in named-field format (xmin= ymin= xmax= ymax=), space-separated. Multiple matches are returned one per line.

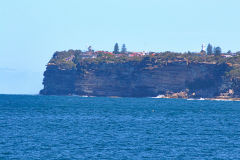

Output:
xmin=40 ymin=51 xmax=240 ymax=98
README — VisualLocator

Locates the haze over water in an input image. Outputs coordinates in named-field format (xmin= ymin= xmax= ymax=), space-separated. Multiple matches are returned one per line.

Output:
xmin=1 ymin=95 xmax=240 ymax=159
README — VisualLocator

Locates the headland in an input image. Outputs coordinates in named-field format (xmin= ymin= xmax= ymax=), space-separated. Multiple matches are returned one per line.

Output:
xmin=40 ymin=46 xmax=240 ymax=100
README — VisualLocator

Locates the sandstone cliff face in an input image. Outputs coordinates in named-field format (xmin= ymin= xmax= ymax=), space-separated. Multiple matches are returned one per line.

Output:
xmin=40 ymin=60 xmax=232 ymax=98
xmin=40 ymin=65 xmax=76 ymax=95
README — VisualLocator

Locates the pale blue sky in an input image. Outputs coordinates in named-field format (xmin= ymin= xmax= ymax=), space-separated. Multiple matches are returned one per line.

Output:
xmin=0 ymin=0 xmax=240 ymax=94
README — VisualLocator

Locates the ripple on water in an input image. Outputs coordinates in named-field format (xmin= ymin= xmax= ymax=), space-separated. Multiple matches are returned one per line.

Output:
xmin=0 ymin=95 xmax=240 ymax=159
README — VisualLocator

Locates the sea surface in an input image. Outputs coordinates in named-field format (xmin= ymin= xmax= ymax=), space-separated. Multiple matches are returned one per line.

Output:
xmin=0 ymin=95 xmax=240 ymax=160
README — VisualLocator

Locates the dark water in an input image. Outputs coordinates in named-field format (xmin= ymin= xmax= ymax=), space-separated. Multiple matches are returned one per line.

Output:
xmin=0 ymin=95 xmax=240 ymax=160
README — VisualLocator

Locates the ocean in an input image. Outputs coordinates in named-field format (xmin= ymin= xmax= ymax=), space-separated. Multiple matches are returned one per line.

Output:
xmin=0 ymin=95 xmax=240 ymax=159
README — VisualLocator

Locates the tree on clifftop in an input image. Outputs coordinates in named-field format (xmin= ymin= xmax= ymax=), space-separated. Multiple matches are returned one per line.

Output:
xmin=227 ymin=50 xmax=232 ymax=54
xmin=214 ymin=47 xmax=222 ymax=55
xmin=113 ymin=43 xmax=119 ymax=54
xmin=207 ymin=43 xmax=213 ymax=55
xmin=121 ymin=44 xmax=127 ymax=54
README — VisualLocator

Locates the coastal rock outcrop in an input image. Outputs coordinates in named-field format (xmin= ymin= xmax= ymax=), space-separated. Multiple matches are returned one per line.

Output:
xmin=40 ymin=50 xmax=238 ymax=98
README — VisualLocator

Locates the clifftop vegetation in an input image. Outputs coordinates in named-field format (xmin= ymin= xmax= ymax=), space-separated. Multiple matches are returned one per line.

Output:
xmin=46 ymin=43 xmax=240 ymax=79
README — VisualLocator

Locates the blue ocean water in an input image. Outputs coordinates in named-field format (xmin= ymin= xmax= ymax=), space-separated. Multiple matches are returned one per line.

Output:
xmin=0 ymin=95 xmax=240 ymax=159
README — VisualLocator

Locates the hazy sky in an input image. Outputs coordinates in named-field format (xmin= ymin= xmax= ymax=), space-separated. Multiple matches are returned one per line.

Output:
xmin=1 ymin=0 xmax=240 ymax=94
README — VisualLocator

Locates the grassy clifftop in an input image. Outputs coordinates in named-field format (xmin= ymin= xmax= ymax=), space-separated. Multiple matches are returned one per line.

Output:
xmin=47 ymin=50 xmax=240 ymax=79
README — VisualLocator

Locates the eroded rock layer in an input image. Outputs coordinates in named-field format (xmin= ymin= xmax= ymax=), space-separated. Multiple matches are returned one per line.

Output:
xmin=40 ymin=54 xmax=234 ymax=98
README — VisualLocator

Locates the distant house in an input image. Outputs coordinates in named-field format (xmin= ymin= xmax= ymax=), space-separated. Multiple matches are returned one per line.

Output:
xmin=47 ymin=63 xmax=56 ymax=66
xmin=95 ymin=51 xmax=113 ymax=55
xmin=128 ymin=52 xmax=145 ymax=57
xmin=222 ymin=55 xmax=233 ymax=58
